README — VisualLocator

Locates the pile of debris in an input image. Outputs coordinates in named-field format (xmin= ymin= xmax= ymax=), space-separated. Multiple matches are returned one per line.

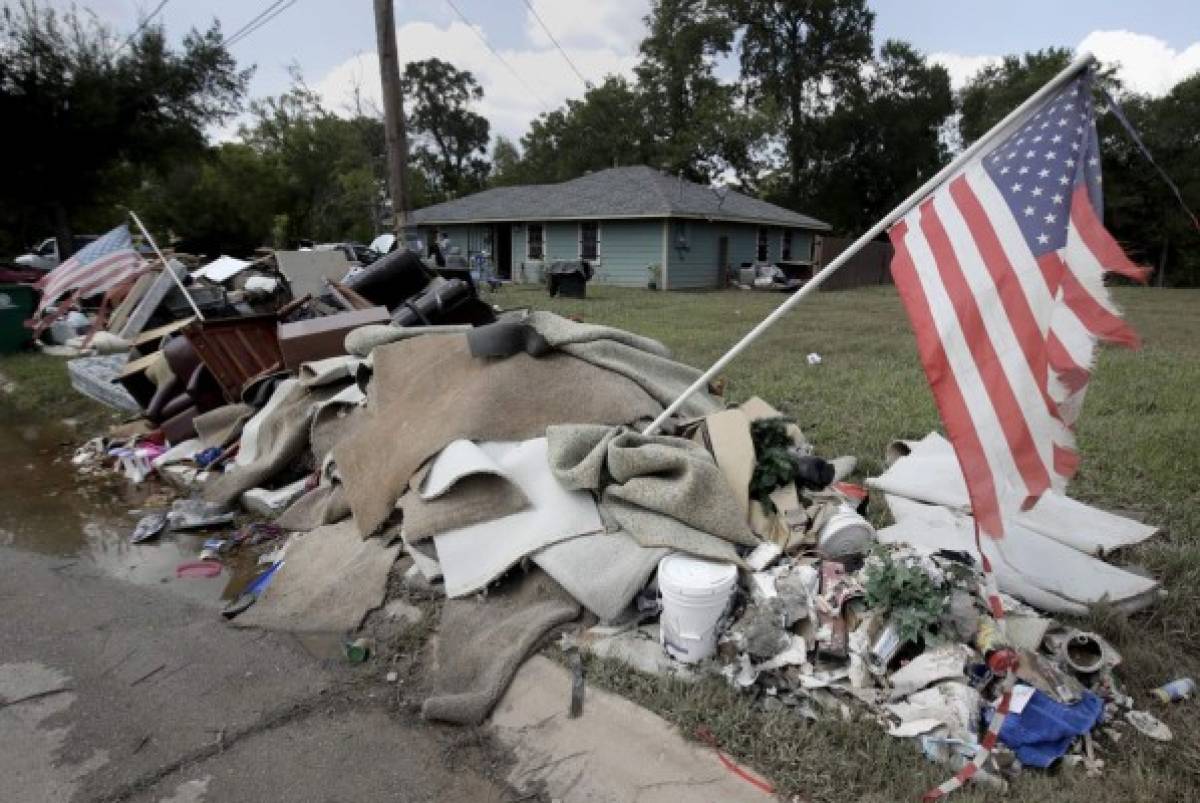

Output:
xmin=59 ymin=266 xmax=1185 ymax=797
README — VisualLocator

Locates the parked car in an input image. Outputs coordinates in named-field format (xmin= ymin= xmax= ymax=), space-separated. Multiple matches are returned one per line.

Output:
xmin=14 ymin=235 xmax=100 ymax=271
xmin=314 ymin=242 xmax=379 ymax=266
xmin=369 ymin=232 xmax=424 ymax=256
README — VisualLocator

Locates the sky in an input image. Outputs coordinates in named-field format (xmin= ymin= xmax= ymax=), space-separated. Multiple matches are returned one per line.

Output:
xmin=54 ymin=1 xmax=1200 ymax=145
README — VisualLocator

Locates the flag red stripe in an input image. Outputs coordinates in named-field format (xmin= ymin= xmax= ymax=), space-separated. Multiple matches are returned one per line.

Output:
xmin=37 ymin=251 xmax=139 ymax=310
xmin=890 ymin=220 xmax=1004 ymax=537
xmin=1071 ymin=186 xmax=1151 ymax=283
xmin=72 ymin=256 xmax=141 ymax=298
xmin=40 ymin=250 xmax=133 ymax=299
xmin=950 ymin=176 xmax=1062 ymax=422
xmin=918 ymin=199 xmax=1052 ymax=501
xmin=1059 ymin=267 xmax=1141 ymax=348
xmin=1054 ymin=444 xmax=1081 ymax=478
xmin=1046 ymin=332 xmax=1090 ymax=393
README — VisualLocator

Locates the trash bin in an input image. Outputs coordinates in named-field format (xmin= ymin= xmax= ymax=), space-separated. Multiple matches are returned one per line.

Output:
xmin=0 ymin=283 xmax=36 ymax=353
xmin=547 ymin=260 xmax=593 ymax=299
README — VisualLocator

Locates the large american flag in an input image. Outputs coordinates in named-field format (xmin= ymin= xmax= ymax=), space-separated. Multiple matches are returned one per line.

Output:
xmin=888 ymin=69 xmax=1147 ymax=539
xmin=33 ymin=224 xmax=145 ymax=317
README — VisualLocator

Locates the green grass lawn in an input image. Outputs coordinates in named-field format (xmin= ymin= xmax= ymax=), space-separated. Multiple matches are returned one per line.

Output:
xmin=495 ymin=283 xmax=1200 ymax=802
xmin=0 ymin=351 xmax=123 ymax=432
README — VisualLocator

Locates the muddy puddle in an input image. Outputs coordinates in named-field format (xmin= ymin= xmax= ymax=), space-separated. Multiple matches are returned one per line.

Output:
xmin=0 ymin=412 xmax=261 ymax=607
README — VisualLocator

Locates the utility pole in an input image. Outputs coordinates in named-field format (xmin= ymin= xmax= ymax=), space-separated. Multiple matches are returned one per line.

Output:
xmin=373 ymin=0 xmax=409 ymax=237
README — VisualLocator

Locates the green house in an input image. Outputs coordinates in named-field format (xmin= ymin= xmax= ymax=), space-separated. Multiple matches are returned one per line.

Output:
xmin=407 ymin=166 xmax=830 ymax=290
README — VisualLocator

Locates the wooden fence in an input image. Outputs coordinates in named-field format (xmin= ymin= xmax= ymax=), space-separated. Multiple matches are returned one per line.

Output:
xmin=815 ymin=235 xmax=894 ymax=291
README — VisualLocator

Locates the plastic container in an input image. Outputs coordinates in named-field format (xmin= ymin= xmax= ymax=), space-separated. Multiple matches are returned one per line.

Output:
xmin=0 ymin=284 xmax=35 ymax=353
xmin=658 ymin=554 xmax=738 ymax=664
xmin=817 ymin=503 xmax=876 ymax=558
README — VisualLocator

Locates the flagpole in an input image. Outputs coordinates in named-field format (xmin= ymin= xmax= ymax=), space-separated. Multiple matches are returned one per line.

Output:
xmin=642 ymin=51 xmax=1097 ymax=435
xmin=128 ymin=210 xmax=206 ymax=322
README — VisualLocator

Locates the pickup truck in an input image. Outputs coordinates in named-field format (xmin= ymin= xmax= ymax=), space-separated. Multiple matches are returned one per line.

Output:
xmin=14 ymin=235 xmax=99 ymax=271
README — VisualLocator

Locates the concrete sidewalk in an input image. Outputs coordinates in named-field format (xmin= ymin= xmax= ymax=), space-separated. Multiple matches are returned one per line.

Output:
xmin=0 ymin=548 xmax=507 ymax=803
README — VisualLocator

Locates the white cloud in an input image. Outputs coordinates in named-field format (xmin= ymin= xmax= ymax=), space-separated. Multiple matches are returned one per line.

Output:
xmin=523 ymin=0 xmax=650 ymax=54
xmin=313 ymin=20 xmax=639 ymax=145
xmin=931 ymin=32 xmax=1200 ymax=98
xmin=1077 ymin=30 xmax=1200 ymax=96
xmin=928 ymin=53 xmax=1002 ymax=91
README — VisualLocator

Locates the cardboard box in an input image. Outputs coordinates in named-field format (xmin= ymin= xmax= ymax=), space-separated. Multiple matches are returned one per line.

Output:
xmin=277 ymin=307 xmax=390 ymax=370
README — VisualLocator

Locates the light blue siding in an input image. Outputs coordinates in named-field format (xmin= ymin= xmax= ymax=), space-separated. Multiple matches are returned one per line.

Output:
xmin=545 ymin=222 xmax=577 ymax=261
xmin=665 ymin=219 xmax=720 ymax=288
xmin=510 ymin=219 xmax=663 ymax=286
xmin=590 ymin=220 xmax=662 ymax=287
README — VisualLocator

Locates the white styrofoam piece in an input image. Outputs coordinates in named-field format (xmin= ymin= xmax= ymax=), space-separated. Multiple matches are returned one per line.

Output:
xmin=432 ymin=438 xmax=603 ymax=597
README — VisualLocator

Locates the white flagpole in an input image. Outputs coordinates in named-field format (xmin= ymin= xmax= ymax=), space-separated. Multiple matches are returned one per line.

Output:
xmin=643 ymin=51 xmax=1096 ymax=435
xmin=128 ymin=210 xmax=206 ymax=322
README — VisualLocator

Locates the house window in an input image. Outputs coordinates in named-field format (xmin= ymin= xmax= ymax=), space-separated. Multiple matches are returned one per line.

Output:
xmin=756 ymin=227 xmax=769 ymax=262
xmin=580 ymin=221 xmax=600 ymax=260
xmin=674 ymin=220 xmax=688 ymax=248
xmin=781 ymin=230 xmax=793 ymax=261
xmin=527 ymin=223 xmax=544 ymax=259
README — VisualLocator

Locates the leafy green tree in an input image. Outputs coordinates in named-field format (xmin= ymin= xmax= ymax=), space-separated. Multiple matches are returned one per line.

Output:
xmin=636 ymin=0 xmax=735 ymax=180
xmin=489 ymin=136 xmax=525 ymax=187
xmin=799 ymin=41 xmax=953 ymax=232
xmin=402 ymin=58 xmax=490 ymax=200
xmin=731 ymin=0 xmax=875 ymax=205
xmin=518 ymin=76 xmax=659 ymax=183
xmin=958 ymin=48 xmax=1075 ymax=145
xmin=239 ymin=81 xmax=386 ymax=245
xmin=0 ymin=1 xmax=249 ymax=257
xmin=1101 ymin=76 xmax=1200 ymax=286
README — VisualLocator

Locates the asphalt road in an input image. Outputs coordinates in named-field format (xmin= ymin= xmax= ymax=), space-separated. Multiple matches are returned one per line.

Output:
xmin=0 ymin=547 xmax=513 ymax=803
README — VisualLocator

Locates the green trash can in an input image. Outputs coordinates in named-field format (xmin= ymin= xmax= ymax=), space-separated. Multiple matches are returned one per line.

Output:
xmin=0 ymin=284 xmax=37 ymax=354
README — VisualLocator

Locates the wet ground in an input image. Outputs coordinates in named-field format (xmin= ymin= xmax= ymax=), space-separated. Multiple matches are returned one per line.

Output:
xmin=0 ymin=410 xmax=260 ymax=608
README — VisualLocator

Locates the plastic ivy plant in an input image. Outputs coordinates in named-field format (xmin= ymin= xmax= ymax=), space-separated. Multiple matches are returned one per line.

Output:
xmin=862 ymin=547 xmax=949 ymax=644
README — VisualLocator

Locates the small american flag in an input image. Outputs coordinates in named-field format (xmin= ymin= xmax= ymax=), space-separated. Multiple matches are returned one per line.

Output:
xmin=888 ymin=68 xmax=1147 ymax=540
xmin=34 ymin=224 xmax=145 ymax=317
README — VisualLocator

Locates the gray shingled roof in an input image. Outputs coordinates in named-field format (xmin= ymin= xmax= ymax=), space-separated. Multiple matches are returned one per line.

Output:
xmin=408 ymin=165 xmax=830 ymax=230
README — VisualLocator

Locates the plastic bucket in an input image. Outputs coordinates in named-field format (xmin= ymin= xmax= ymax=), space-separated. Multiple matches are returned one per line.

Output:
xmin=658 ymin=554 xmax=738 ymax=663
xmin=817 ymin=503 xmax=876 ymax=558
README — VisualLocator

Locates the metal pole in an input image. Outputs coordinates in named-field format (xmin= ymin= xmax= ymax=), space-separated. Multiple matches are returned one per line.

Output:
xmin=128 ymin=210 xmax=205 ymax=321
xmin=374 ymin=0 xmax=410 ymax=235
xmin=642 ymin=51 xmax=1096 ymax=435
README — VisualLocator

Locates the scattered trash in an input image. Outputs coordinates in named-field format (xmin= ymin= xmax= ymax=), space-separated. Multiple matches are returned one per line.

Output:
xmin=175 ymin=560 xmax=222 ymax=579
xmin=1152 ymin=677 xmax=1195 ymax=703
xmin=130 ymin=511 xmax=168 ymax=544
xmin=1126 ymin=709 xmax=1173 ymax=741
xmin=344 ymin=637 xmax=372 ymax=664
xmin=47 ymin=259 xmax=1166 ymax=802
xmin=166 ymin=498 xmax=234 ymax=531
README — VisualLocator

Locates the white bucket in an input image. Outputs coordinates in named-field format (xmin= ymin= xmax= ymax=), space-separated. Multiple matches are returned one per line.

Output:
xmin=817 ymin=503 xmax=876 ymax=558
xmin=657 ymin=554 xmax=738 ymax=664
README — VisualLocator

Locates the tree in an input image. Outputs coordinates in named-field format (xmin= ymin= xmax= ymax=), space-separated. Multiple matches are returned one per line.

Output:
xmin=799 ymin=41 xmax=953 ymax=232
xmin=489 ymin=136 xmax=524 ymax=187
xmin=1101 ymin=75 xmax=1200 ymax=286
xmin=732 ymin=0 xmax=875 ymax=205
xmin=239 ymin=80 xmax=391 ymax=245
xmin=636 ymin=0 xmax=735 ymax=180
xmin=402 ymin=58 xmax=490 ymax=200
xmin=0 ymin=1 xmax=249 ymax=257
xmin=958 ymin=49 xmax=1075 ymax=145
xmin=518 ymin=76 xmax=658 ymax=183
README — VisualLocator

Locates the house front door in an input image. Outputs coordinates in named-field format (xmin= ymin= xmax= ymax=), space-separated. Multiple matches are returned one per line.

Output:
xmin=495 ymin=224 xmax=512 ymax=279
xmin=717 ymin=235 xmax=730 ymax=285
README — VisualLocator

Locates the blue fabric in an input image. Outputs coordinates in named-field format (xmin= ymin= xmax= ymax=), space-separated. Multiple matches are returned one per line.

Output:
xmin=989 ymin=688 xmax=1104 ymax=768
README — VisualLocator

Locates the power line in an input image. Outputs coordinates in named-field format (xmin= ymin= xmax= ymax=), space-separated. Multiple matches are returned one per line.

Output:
xmin=443 ymin=0 xmax=550 ymax=112
xmin=116 ymin=0 xmax=170 ymax=53
xmin=223 ymin=0 xmax=289 ymax=44
xmin=521 ymin=0 xmax=590 ymax=90
xmin=225 ymin=0 xmax=299 ymax=48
